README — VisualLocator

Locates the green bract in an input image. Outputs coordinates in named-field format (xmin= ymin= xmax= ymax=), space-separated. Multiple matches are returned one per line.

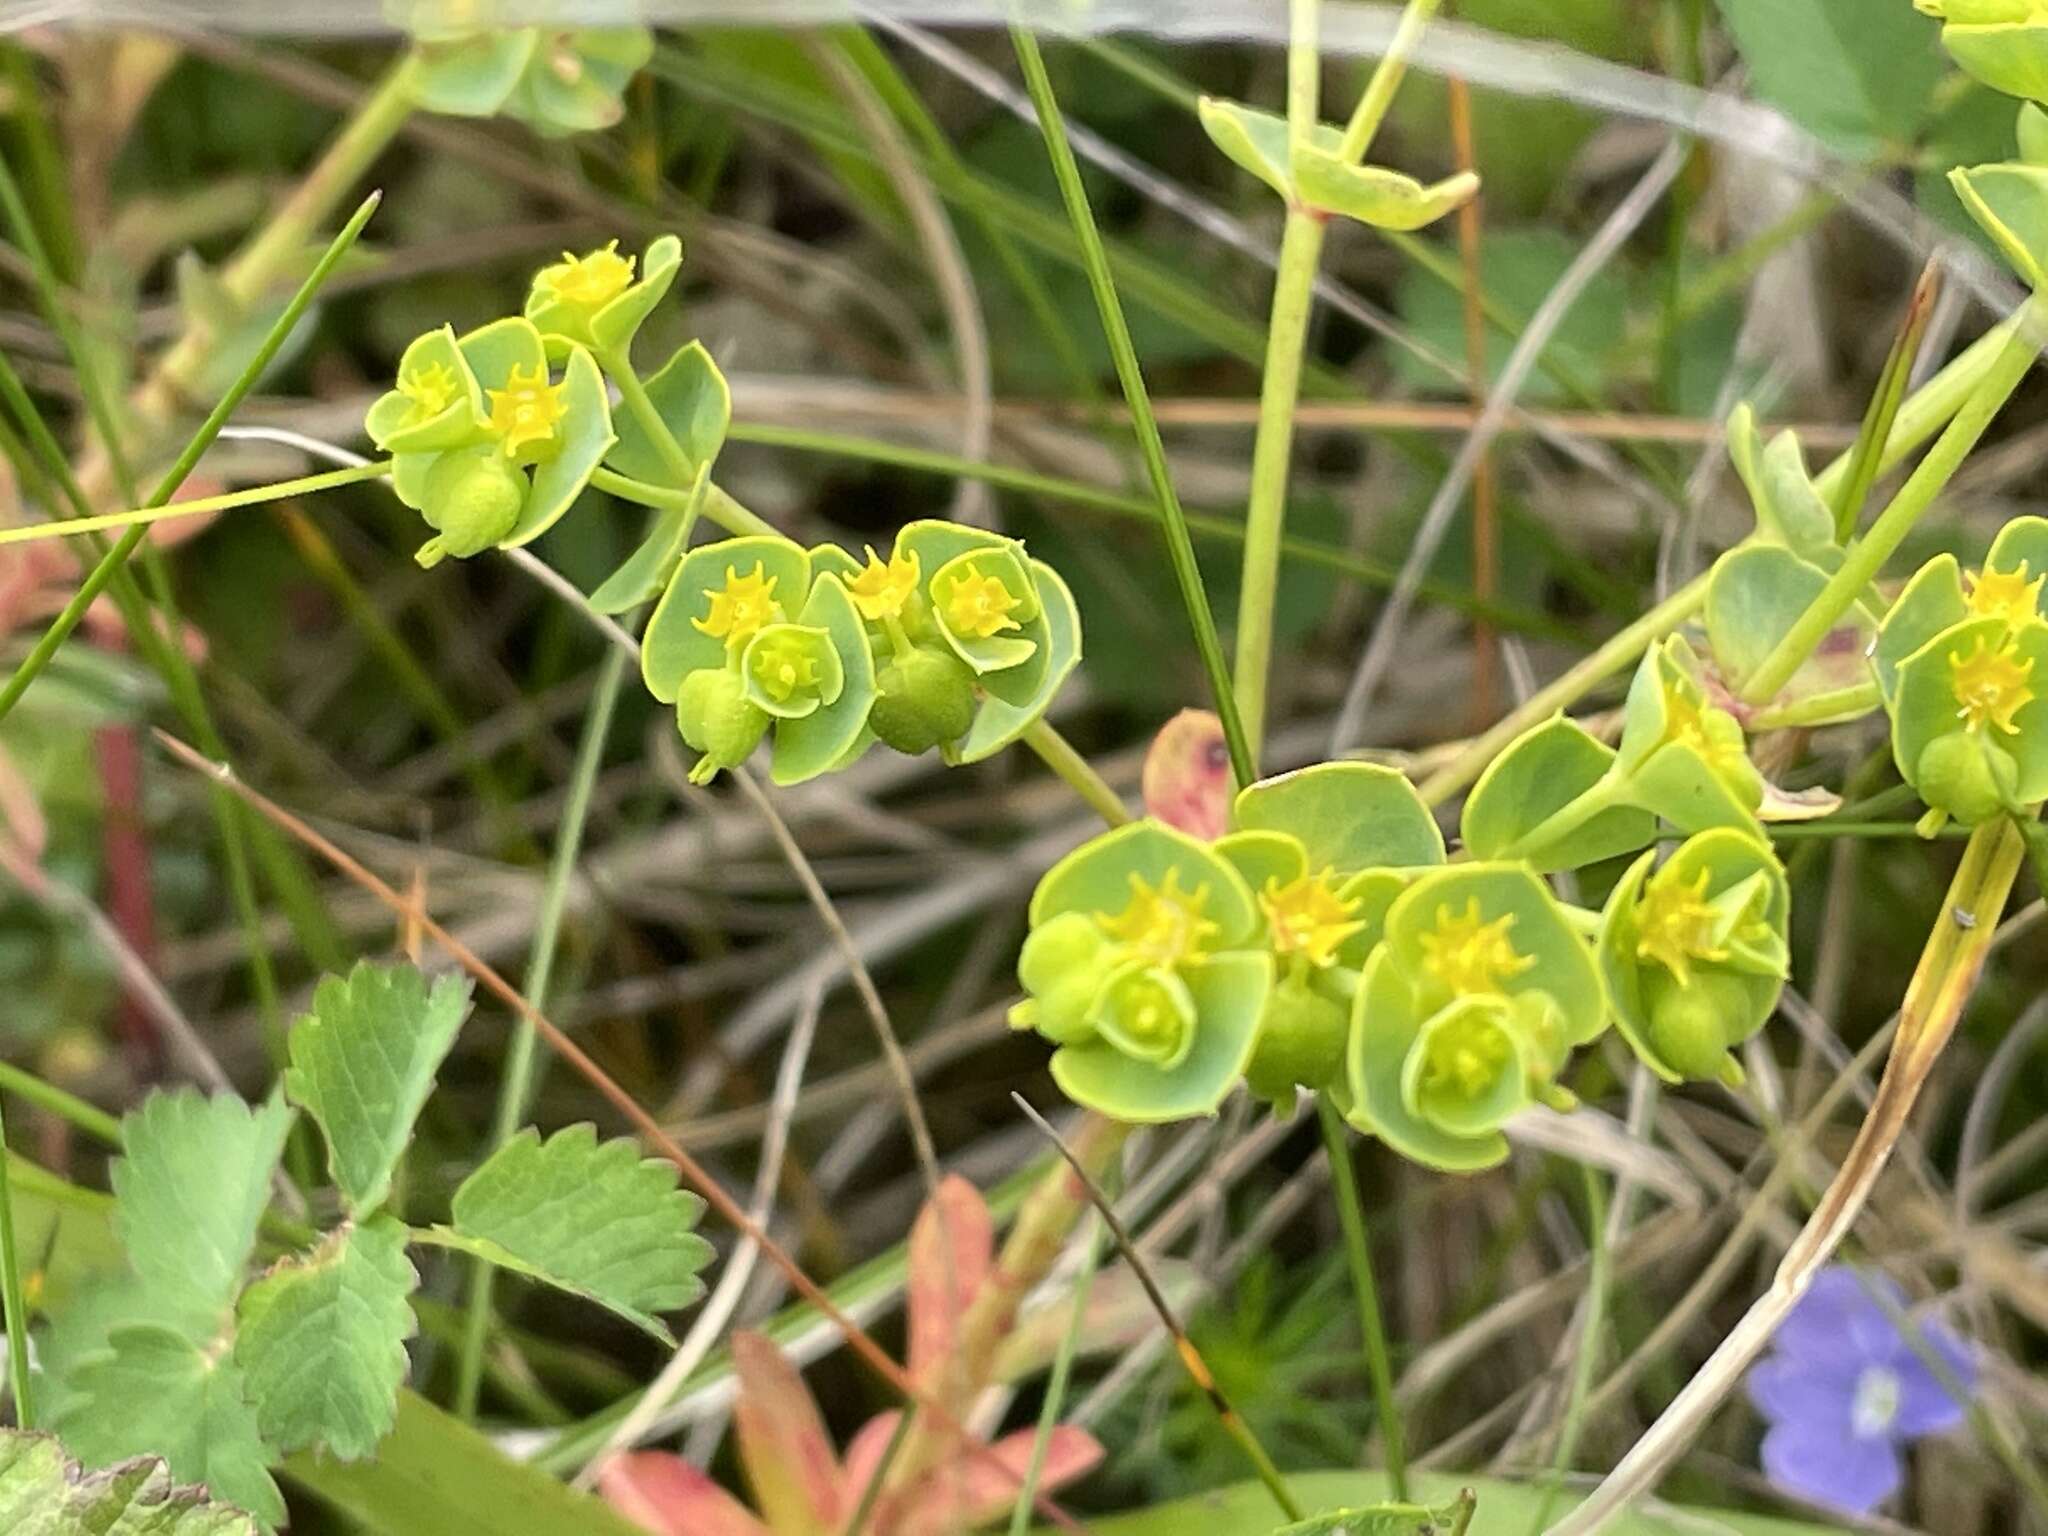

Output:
xmin=372 ymin=318 xmax=614 ymax=568
xmin=1704 ymin=544 xmax=1877 ymax=720
xmin=1888 ymin=612 xmax=2048 ymax=827
xmin=1214 ymin=763 xmax=1444 ymax=1103
xmin=1345 ymin=865 xmax=1604 ymax=1172
xmin=641 ymin=536 xmax=877 ymax=786
xmin=1011 ymin=822 xmax=1272 ymax=1122
xmin=1950 ymin=159 xmax=2048 ymax=288
xmin=1873 ymin=517 xmax=2048 ymax=705
xmin=1597 ymin=829 xmax=1789 ymax=1087
xmin=525 ymin=235 xmax=683 ymax=358
xmin=811 ymin=521 xmax=1082 ymax=765
xmin=1917 ymin=0 xmax=2048 ymax=103
xmin=1461 ymin=638 xmax=1763 ymax=870
xmin=400 ymin=14 xmax=654 ymax=138
xmin=1197 ymin=97 xmax=1478 ymax=231
xmin=1724 ymin=403 xmax=1837 ymax=557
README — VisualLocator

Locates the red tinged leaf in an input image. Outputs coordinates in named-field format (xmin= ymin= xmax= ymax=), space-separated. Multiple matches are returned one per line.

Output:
xmin=599 ymin=1452 xmax=771 ymax=1536
xmin=893 ymin=1425 xmax=1104 ymax=1536
xmin=1141 ymin=708 xmax=1231 ymax=840
xmin=730 ymin=1331 xmax=846 ymax=1535
xmin=906 ymin=1175 xmax=993 ymax=1388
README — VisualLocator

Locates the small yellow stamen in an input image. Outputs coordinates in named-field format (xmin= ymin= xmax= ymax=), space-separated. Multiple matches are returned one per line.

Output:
xmin=1949 ymin=632 xmax=2035 ymax=735
xmin=693 ymin=562 xmax=782 ymax=649
xmin=398 ymin=359 xmax=460 ymax=423
xmin=1967 ymin=561 xmax=2046 ymax=627
xmin=938 ymin=560 xmax=1024 ymax=640
xmin=1097 ymin=868 xmax=1220 ymax=969
xmin=1417 ymin=898 xmax=1535 ymax=996
xmin=1635 ymin=866 xmax=1727 ymax=989
xmin=846 ymin=545 xmax=922 ymax=622
xmin=485 ymin=362 xmax=568 ymax=458
xmin=542 ymin=240 xmax=636 ymax=310
xmin=1261 ymin=869 xmax=1365 ymax=970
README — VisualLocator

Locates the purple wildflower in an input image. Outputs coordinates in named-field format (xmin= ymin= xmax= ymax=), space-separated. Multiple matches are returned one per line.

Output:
xmin=1746 ymin=1265 xmax=1977 ymax=1515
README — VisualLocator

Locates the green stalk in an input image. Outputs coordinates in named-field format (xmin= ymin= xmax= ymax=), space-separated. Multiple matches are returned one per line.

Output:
xmin=1022 ymin=719 xmax=1129 ymax=826
xmin=0 ymin=1063 xmax=119 ymax=1146
xmin=0 ymin=1097 xmax=34 ymax=1428
xmin=0 ymin=463 xmax=391 ymax=547
xmin=1234 ymin=208 xmax=1328 ymax=765
xmin=1419 ymin=580 xmax=1707 ymax=806
xmin=1741 ymin=297 xmax=2045 ymax=708
xmin=1008 ymin=21 xmax=1253 ymax=787
xmin=1335 ymin=0 xmax=1444 ymax=160
xmin=1005 ymin=1210 xmax=1103 ymax=1536
xmin=453 ymin=639 xmax=632 ymax=1419
xmin=1318 ymin=1096 xmax=1406 ymax=1498
xmin=595 ymin=361 xmax=779 ymax=538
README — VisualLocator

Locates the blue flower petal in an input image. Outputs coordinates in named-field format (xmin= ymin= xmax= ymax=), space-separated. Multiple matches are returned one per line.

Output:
xmin=1746 ymin=1353 xmax=1858 ymax=1432
xmin=1760 ymin=1418 xmax=1902 ymax=1516
xmin=1885 ymin=1320 xmax=1976 ymax=1438
xmin=1775 ymin=1265 xmax=1908 ymax=1363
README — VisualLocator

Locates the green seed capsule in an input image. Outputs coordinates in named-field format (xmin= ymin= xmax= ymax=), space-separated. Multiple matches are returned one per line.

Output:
xmin=1243 ymin=973 xmax=1349 ymax=1104
xmin=1016 ymin=911 xmax=1116 ymax=1044
xmin=1643 ymin=969 xmax=1753 ymax=1083
xmin=421 ymin=450 xmax=525 ymax=559
xmin=1915 ymin=730 xmax=2020 ymax=826
xmin=869 ymin=644 xmax=977 ymax=755
xmin=677 ymin=667 xmax=770 ymax=783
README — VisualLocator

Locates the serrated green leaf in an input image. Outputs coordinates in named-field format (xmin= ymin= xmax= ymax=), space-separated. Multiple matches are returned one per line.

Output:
xmin=0 ymin=1428 xmax=261 ymax=1536
xmin=56 ymin=1325 xmax=284 ymax=1529
xmin=284 ymin=962 xmax=472 ymax=1217
xmin=111 ymin=1092 xmax=293 ymax=1326
xmin=449 ymin=1124 xmax=714 ymax=1342
xmin=234 ymin=1217 xmax=416 ymax=1462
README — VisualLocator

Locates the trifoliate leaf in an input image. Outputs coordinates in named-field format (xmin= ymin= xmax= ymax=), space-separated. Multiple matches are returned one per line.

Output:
xmin=111 ymin=1091 xmax=293 ymax=1326
xmin=446 ymin=1124 xmax=714 ymax=1343
xmin=55 ymin=1325 xmax=284 ymax=1529
xmin=284 ymin=962 xmax=472 ymax=1217
xmin=0 ymin=1428 xmax=261 ymax=1536
xmin=233 ymin=1217 xmax=417 ymax=1462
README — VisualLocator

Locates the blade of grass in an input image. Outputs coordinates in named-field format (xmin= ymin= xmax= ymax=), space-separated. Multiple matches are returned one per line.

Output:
xmin=1011 ymin=1093 xmax=1304 ymax=1524
xmin=1008 ymin=21 xmax=1251 ymax=783
xmin=0 ymin=190 xmax=381 ymax=726
xmin=1004 ymin=1207 xmax=1102 ymax=1536
xmin=0 ymin=1091 xmax=34 ymax=1427
xmin=1830 ymin=260 xmax=1941 ymax=543
xmin=1523 ymin=1164 xmax=1609 ymax=1535
xmin=0 ymin=463 xmax=391 ymax=546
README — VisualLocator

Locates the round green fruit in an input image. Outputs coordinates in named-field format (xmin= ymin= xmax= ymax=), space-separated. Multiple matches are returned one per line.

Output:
xmin=421 ymin=451 xmax=524 ymax=557
xmin=869 ymin=644 xmax=977 ymax=754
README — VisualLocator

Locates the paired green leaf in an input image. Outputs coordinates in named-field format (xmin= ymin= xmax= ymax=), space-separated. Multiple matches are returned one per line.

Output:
xmin=234 ymin=1218 xmax=417 ymax=1462
xmin=0 ymin=1428 xmax=260 ymax=1536
xmin=446 ymin=1125 xmax=714 ymax=1343
xmin=284 ymin=962 xmax=471 ymax=1217
xmin=57 ymin=1327 xmax=283 ymax=1528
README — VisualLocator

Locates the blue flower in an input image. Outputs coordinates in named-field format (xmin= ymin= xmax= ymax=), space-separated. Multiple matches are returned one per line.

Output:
xmin=1746 ymin=1265 xmax=1976 ymax=1515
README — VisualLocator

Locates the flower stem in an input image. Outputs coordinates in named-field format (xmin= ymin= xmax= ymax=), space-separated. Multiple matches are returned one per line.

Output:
xmin=1741 ymin=295 xmax=2046 ymax=708
xmin=1336 ymin=0 xmax=1445 ymax=162
xmin=1233 ymin=207 xmax=1328 ymax=766
xmin=1009 ymin=20 xmax=1253 ymax=789
xmin=1419 ymin=580 xmax=1706 ymax=807
xmin=597 ymin=358 xmax=780 ymax=538
xmin=1745 ymin=679 xmax=1882 ymax=732
xmin=453 ymin=637 xmax=633 ymax=1420
xmin=0 ymin=462 xmax=391 ymax=547
xmin=1022 ymin=718 xmax=1130 ymax=826
xmin=1318 ymin=1095 xmax=1406 ymax=1499
xmin=0 ymin=1097 xmax=35 ymax=1429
